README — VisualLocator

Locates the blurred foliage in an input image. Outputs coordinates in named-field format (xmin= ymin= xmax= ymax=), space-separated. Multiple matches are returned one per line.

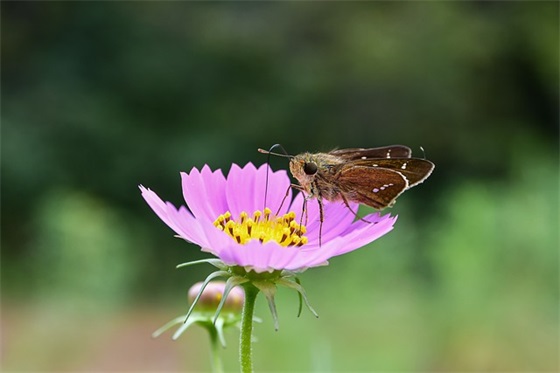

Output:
xmin=1 ymin=1 xmax=558 ymax=372
xmin=29 ymin=190 xmax=143 ymax=309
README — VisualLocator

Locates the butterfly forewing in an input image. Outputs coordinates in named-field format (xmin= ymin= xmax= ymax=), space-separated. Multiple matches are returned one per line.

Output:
xmin=336 ymin=165 xmax=409 ymax=209
xmin=329 ymin=146 xmax=412 ymax=160
xmin=346 ymin=158 xmax=434 ymax=188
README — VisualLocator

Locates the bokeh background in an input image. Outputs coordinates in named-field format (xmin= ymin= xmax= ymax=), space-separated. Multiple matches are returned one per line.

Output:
xmin=2 ymin=2 xmax=558 ymax=372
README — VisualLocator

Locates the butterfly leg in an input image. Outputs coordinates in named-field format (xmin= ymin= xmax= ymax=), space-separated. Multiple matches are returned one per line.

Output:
xmin=300 ymin=197 xmax=307 ymax=225
xmin=340 ymin=194 xmax=371 ymax=223
xmin=274 ymin=183 xmax=306 ymax=216
xmin=317 ymin=196 xmax=324 ymax=247
xmin=274 ymin=185 xmax=293 ymax=216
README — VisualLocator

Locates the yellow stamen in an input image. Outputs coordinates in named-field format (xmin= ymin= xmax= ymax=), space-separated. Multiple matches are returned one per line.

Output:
xmin=213 ymin=209 xmax=308 ymax=247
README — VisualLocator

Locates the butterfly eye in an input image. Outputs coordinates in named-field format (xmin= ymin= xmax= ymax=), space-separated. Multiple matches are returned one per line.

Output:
xmin=303 ymin=162 xmax=318 ymax=175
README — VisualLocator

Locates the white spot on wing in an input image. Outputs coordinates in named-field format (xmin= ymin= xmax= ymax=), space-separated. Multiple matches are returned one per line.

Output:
xmin=374 ymin=183 xmax=394 ymax=192
xmin=379 ymin=183 xmax=394 ymax=191
xmin=361 ymin=156 xmax=367 ymax=160
xmin=401 ymin=163 xmax=407 ymax=170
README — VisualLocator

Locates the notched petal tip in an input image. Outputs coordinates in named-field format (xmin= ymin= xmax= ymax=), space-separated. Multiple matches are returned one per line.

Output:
xmin=240 ymin=162 xmax=257 ymax=172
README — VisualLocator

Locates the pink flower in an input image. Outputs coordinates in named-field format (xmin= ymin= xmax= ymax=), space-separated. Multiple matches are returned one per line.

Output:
xmin=140 ymin=163 xmax=396 ymax=273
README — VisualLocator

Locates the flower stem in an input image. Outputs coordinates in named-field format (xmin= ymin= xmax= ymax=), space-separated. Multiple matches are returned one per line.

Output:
xmin=239 ymin=283 xmax=259 ymax=373
xmin=207 ymin=326 xmax=223 ymax=373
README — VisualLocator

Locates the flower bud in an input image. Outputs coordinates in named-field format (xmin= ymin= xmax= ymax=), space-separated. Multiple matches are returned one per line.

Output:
xmin=188 ymin=281 xmax=244 ymax=313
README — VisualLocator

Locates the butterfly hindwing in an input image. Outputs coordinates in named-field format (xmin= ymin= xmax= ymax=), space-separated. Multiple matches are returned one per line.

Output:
xmin=336 ymin=165 xmax=409 ymax=209
xmin=341 ymin=158 xmax=435 ymax=188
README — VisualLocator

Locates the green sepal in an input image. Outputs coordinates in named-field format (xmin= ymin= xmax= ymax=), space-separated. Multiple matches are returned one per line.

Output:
xmin=213 ymin=275 xmax=249 ymax=325
xmin=184 ymin=270 xmax=230 ymax=323
xmin=152 ymin=315 xmax=186 ymax=338
xmin=252 ymin=280 xmax=279 ymax=331
xmin=277 ymin=277 xmax=319 ymax=318
xmin=176 ymin=258 xmax=228 ymax=271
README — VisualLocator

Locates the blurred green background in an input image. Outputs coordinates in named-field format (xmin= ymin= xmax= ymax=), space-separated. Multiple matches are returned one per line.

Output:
xmin=2 ymin=2 xmax=558 ymax=372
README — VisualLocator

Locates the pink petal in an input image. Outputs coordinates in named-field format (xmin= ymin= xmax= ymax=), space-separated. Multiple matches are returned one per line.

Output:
xmin=289 ymin=194 xmax=360 ymax=245
xmin=254 ymin=164 xmax=292 ymax=216
xmin=217 ymin=240 xmax=301 ymax=273
xmin=200 ymin=165 xmax=228 ymax=217
xmin=140 ymin=185 xmax=208 ymax=246
xmin=225 ymin=163 xmax=257 ymax=217
xmin=181 ymin=168 xmax=213 ymax=222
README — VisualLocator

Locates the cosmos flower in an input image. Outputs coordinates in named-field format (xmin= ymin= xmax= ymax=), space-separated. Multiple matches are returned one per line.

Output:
xmin=140 ymin=163 xmax=397 ymax=274
xmin=142 ymin=162 xmax=399 ymax=372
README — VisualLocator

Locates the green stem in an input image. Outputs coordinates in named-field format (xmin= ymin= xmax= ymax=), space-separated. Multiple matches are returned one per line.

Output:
xmin=207 ymin=326 xmax=223 ymax=373
xmin=239 ymin=283 xmax=259 ymax=373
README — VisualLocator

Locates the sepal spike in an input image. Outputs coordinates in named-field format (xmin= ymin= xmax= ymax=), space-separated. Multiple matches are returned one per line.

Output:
xmin=183 ymin=270 xmax=229 ymax=323
xmin=212 ymin=276 xmax=249 ymax=325
xmin=277 ymin=277 xmax=319 ymax=318
xmin=252 ymin=281 xmax=279 ymax=331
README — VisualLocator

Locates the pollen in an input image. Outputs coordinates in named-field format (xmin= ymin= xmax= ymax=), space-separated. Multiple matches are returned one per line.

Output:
xmin=213 ymin=208 xmax=308 ymax=247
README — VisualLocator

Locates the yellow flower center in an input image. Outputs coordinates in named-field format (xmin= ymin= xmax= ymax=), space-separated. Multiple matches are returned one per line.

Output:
xmin=213 ymin=208 xmax=308 ymax=247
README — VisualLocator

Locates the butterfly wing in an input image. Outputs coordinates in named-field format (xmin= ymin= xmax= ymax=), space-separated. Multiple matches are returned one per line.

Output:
xmin=336 ymin=165 xmax=409 ymax=209
xmin=342 ymin=158 xmax=435 ymax=189
xmin=329 ymin=146 xmax=412 ymax=160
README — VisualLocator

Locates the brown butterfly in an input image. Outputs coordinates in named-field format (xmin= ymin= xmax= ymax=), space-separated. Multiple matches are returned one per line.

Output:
xmin=259 ymin=145 xmax=434 ymax=244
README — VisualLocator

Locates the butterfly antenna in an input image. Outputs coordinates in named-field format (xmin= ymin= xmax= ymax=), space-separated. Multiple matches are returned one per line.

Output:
xmin=257 ymin=144 xmax=293 ymax=159
xmin=419 ymin=146 xmax=427 ymax=160
xmin=263 ymin=161 xmax=270 ymax=210
xmin=258 ymin=144 xmax=293 ymax=210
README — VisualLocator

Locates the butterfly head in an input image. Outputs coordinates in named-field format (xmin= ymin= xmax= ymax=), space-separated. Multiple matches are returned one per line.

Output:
xmin=289 ymin=153 xmax=318 ymax=191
